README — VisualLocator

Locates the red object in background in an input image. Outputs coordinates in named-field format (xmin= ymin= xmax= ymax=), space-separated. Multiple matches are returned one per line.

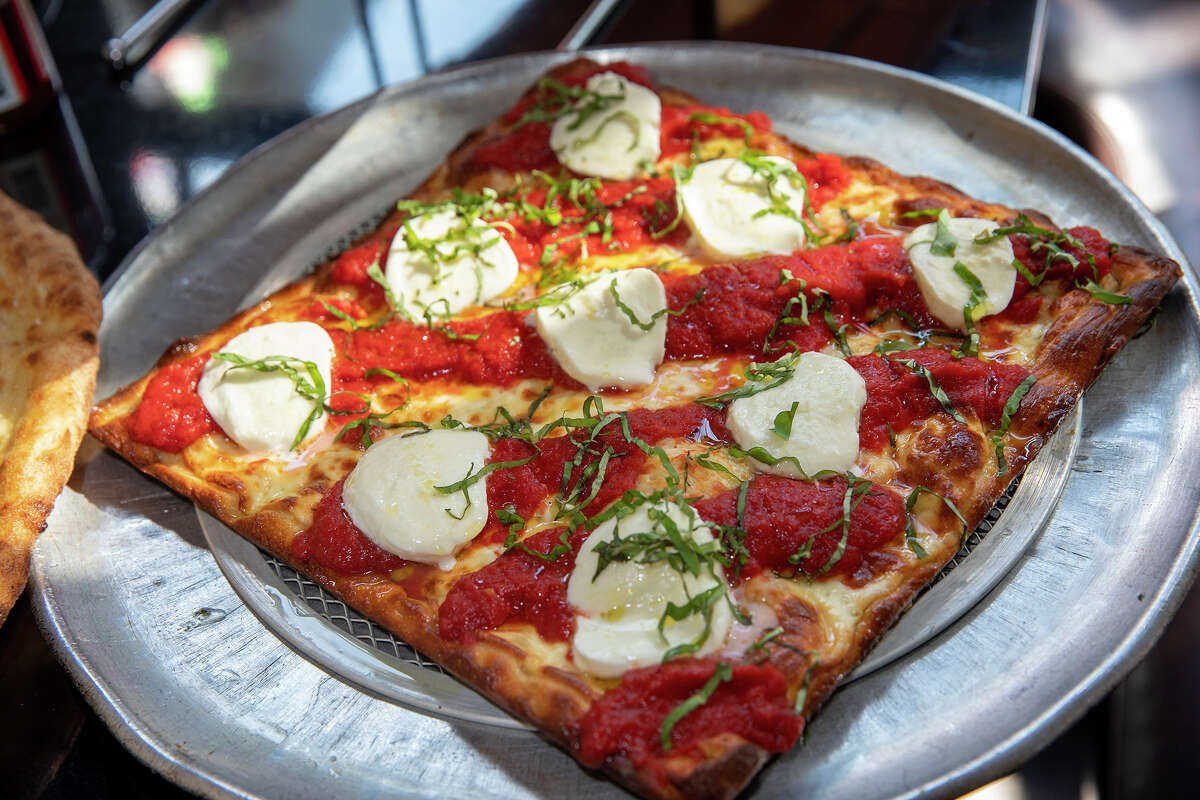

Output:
xmin=0 ymin=0 xmax=57 ymax=125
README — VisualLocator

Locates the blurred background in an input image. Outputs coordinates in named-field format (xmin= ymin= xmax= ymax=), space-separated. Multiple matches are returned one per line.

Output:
xmin=0 ymin=0 xmax=1196 ymax=797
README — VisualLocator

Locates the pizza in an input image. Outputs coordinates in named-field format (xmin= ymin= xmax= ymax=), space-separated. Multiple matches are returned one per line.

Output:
xmin=0 ymin=190 xmax=101 ymax=625
xmin=87 ymin=58 xmax=1180 ymax=798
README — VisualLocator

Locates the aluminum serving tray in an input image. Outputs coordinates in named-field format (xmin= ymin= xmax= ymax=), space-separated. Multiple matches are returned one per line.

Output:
xmin=31 ymin=44 xmax=1200 ymax=799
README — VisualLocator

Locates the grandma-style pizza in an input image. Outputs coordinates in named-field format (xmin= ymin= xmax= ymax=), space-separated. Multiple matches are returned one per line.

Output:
xmin=88 ymin=59 xmax=1180 ymax=799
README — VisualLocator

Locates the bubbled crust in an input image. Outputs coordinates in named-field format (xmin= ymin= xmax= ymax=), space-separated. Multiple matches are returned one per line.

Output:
xmin=86 ymin=58 xmax=1181 ymax=800
xmin=0 ymin=191 xmax=101 ymax=624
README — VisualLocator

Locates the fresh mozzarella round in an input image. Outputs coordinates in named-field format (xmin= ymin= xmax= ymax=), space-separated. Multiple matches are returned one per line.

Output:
xmin=384 ymin=208 xmax=519 ymax=321
xmin=534 ymin=268 xmax=667 ymax=390
xmin=677 ymin=155 xmax=809 ymax=260
xmin=567 ymin=499 xmax=732 ymax=678
xmin=904 ymin=216 xmax=1017 ymax=329
xmin=727 ymin=351 xmax=866 ymax=479
xmin=341 ymin=429 xmax=491 ymax=571
xmin=549 ymin=71 xmax=661 ymax=180
xmin=197 ymin=321 xmax=335 ymax=456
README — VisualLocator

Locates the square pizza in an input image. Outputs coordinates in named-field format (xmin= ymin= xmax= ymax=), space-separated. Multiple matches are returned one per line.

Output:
xmin=88 ymin=58 xmax=1180 ymax=799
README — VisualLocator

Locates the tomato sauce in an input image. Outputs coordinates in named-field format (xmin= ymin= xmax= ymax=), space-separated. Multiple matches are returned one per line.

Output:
xmin=438 ymin=403 xmax=728 ymax=642
xmin=848 ymin=350 xmax=1031 ymax=451
xmin=664 ymin=238 xmax=937 ymax=360
xmin=126 ymin=353 xmax=218 ymax=453
xmin=337 ymin=312 xmax=571 ymax=387
xmin=694 ymin=474 xmax=905 ymax=583
xmin=328 ymin=236 xmax=387 ymax=300
xmin=291 ymin=479 xmax=405 ymax=575
xmin=1010 ymin=225 xmax=1111 ymax=292
xmin=438 ymin=526 xmax=588 ymax=644
xmin=474 ymin=61 xmax=657 ymax=174
xmin=501 ymin=176 xmax=688 ymax=264
xmin=575 ymin=658 xmax=800 ymax=773
xmin=659 ymin=103 xmax=772 ymax=157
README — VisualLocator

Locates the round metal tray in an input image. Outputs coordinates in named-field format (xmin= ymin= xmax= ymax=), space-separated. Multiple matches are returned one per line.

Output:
xmin=31 ymin=44 xmax=1200 ymax=800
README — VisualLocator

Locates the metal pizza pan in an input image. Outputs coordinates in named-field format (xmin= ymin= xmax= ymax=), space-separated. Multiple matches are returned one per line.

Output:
xmin=30 ymin=43 xmax=1200 ymax=800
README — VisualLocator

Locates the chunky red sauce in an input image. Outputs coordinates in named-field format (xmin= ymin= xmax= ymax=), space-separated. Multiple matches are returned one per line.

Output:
xmin=338 ymin=311 xmax=572 ymax=387
xmin=1011 ymin=225 xmax=1111 ymax=291
xmin=575 ymin=658 xmax=800 ymax=774
xmin=474 ymin=61 xmax=657 ymax=174
xmin=328 ymin=236 xmax=387 ymax=299
xmin=291 ymin=479 xmax=405 ymax=575
xmin=659 ymin=103 xmax=772 ymax=157
xmin=126 ymin=353 xmax=218 ymax=453
xmin=664 ymin=238 xmax=937 ymax=360
xmin=849 ymin=350 xmax=1031 ymax=451
xmin=437 ymin=404 xmax=728 ymax=643
xmin=694 ymin=474 xmax=905 ymax=583
xmin=438 ymin=526 xmax=588 ymax=644
xmin=501 ymin=176 xmax=689 ymax=262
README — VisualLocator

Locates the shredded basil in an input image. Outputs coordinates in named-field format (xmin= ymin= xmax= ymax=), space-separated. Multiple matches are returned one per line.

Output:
xmin=433 ymin=455 xmax=536 ymax=495
xmin=974 ymin=212 xmax=1099 ymax=281
xmin=905 ymin=486 xmax=969 ymax=547
xmin=736 ymin=149 xmax=826 ymax=239
xmin=318 ymin=300 xmax=361 ymax=330
xmin=1011 ymin=256 xmax=1045 ymax=287
xmin=609 ymin=282 xmax=705 ymax=331
xmin=930 ymin=209 xmax=957 ymax=257
xmin=893 ymin=358 xmax=966 ymax=424
xmin=212 ymin=352 xmax=326 ymax=451
xmin=772 ymin=401 xmax=800 ymax=439
xmin=696 ymin=351 xmax=802 ymax=409
xmin=1078 ymin=279 xmax=1132 ymax=305
xmin=992 ymin=374 xmax=1036 ymax=475
xmin=823 ymin=306 xmax=852 ymax=357
xmin=688 ymin=111 xmax=754 ymax=143
xmin=572 ymin=109 xmax=641 ymax=152
xmin=660 ymin=662 xmax=732 ymax=751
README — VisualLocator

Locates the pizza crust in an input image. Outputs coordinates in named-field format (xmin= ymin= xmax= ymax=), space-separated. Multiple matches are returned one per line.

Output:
xmin=0 ymin=191 xmax=101 ymax=624
xmin=86 ymin=60 xmax=1181 ymax=799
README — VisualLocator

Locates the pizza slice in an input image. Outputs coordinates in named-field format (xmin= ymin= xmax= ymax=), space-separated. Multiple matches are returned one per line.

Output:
xmin=0 ymin=190 xmax=101 ymax=625
xmin=88 ymin=59 xmax=1179 ymax=798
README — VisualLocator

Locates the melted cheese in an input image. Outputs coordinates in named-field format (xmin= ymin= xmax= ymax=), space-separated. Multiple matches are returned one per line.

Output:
xmin=904 ymin=217 xmax=1016 ymax=329
xmin=550 ymin=72 xmax=661 ymax=180
xmin=197 ymin=322 xmax=335 ymax=457
xmin=677 ymin=156 xmax=809 ymax=260
xmin=342 ymin=429 xmax=490 ymax=570
xmin=567 ymin=499 xmax=732 ymax=678
xmin=534 ymin=268 xmax=667 ymax=390
xmin=727 ymin=351 xmax=867 ymax=478
xmin=385 ymin=209 xmax=519 ymax=320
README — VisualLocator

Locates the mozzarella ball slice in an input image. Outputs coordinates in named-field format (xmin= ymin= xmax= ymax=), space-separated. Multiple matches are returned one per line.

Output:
xmin=550 ymin=71 xmax=661 ymax=180
xmin=727 ymin=351 xmax=867 ymax=479
xmin=385 ymin=208 xmax=519 ymax=321
xmin=903 ymin=216 xmax=1017 ymax=329
xmin=677 ymin=155 xmax=809 ymax=260
xmin=341 ymin=429 xmax=491 ymax=571
xmin=534 ymin=268 xmax=667 ymax=390
xmin=197 ymin=321 xmax=335 ymax=456
xmin=567 ymin=500 xmax=732 ymax=678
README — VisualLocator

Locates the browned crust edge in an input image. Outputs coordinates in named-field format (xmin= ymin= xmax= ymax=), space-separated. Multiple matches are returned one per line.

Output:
xmin=85 ymin=59 xmax=1182 ymax=799
xmin=0 ymin=190 xmax=101 ymax=624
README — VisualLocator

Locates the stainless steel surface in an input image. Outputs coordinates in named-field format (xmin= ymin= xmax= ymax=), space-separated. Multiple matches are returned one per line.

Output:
xmin=30 ymin=44 xmax=1200 ymax=800
xmin=198 ymin=510 xmax=534 ymax=731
